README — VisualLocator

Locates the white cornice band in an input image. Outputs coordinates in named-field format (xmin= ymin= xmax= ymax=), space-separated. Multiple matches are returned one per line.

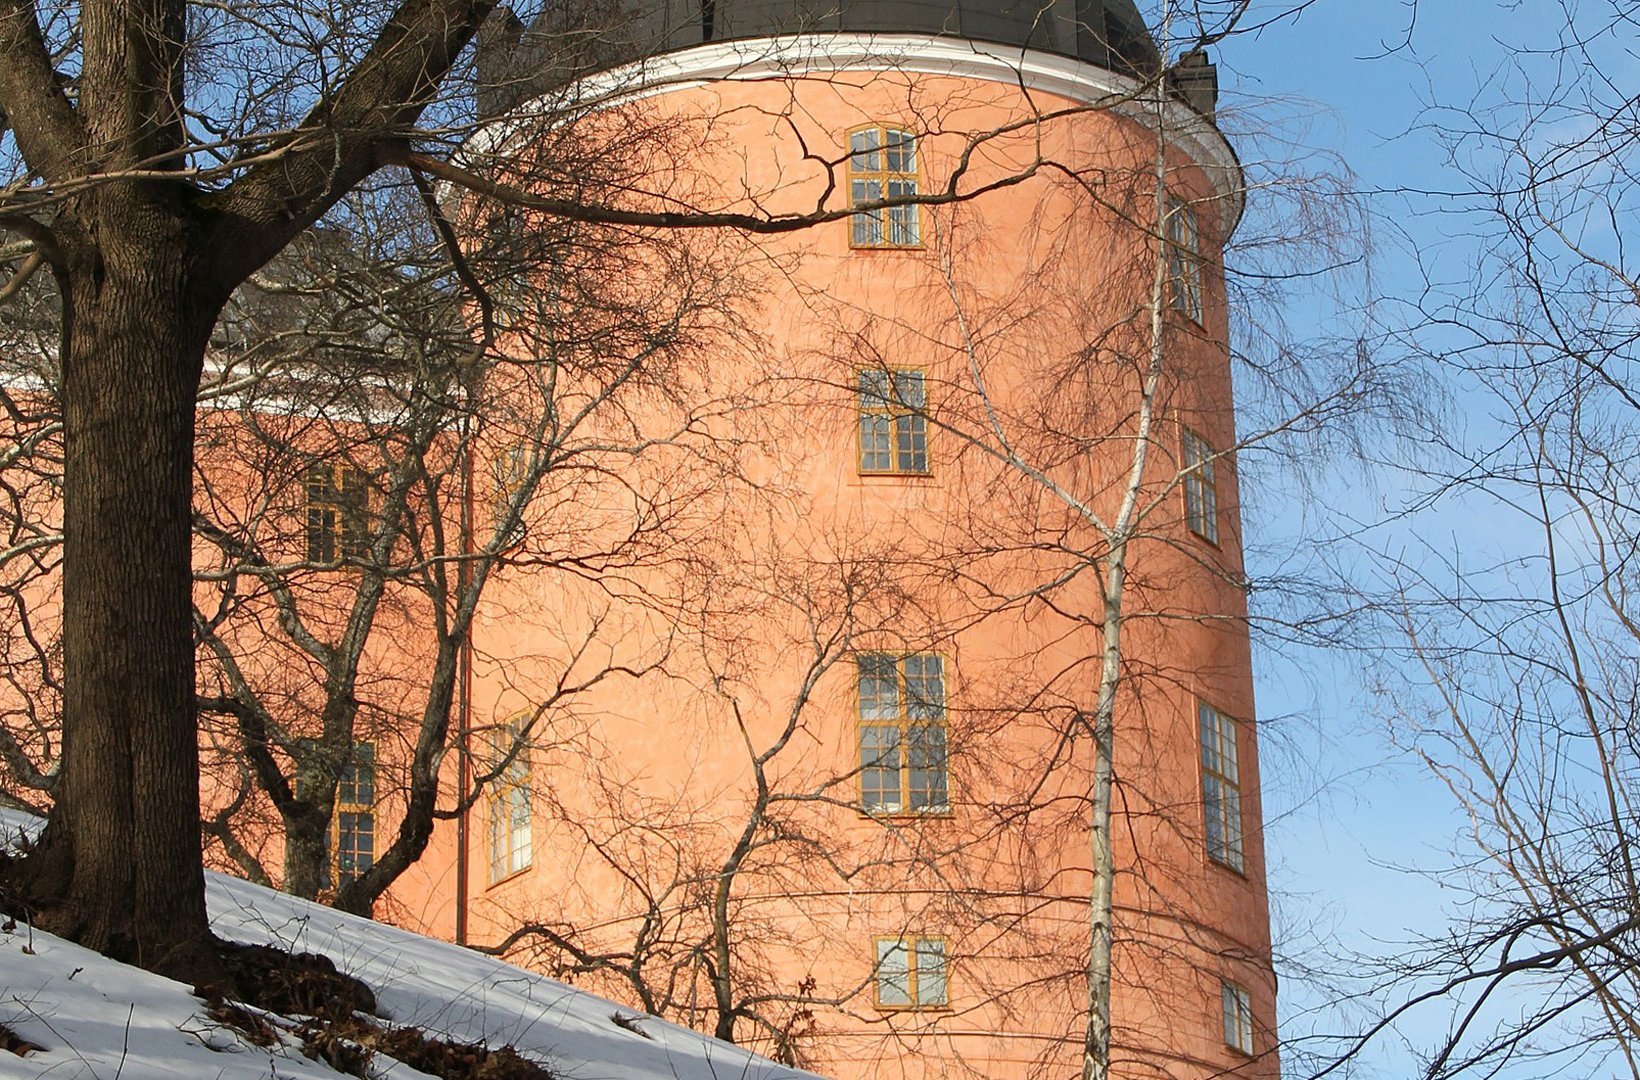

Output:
xmin=470 ymin=33 xmax=1244 ymax=234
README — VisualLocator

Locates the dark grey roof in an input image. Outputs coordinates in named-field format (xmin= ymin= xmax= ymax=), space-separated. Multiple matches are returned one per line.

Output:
xmin=476 ymin=0 xmax=1167 ymax=118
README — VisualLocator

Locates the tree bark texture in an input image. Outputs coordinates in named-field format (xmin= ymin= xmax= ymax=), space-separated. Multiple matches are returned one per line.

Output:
xmin=1083 ymin=564 xmax=1122 ymax=1080
xmin=29 ymin=199 xmax=217 ymax=974
xmin=1 ymin=0 xmax=497 ymax=970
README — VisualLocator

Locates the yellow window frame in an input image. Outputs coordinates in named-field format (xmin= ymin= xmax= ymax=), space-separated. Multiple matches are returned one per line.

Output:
xmin=857 ymin=652 xmax=949 ymax=814
xmin=305 ymin=461 xmax=370 ymax=563
xmin=857 ymin=367 xmax=930 ymax=475
xmin=873 ymin=935 xmax=950 ymax=1009
xmin=848 ymin=124 xmax=922 ymax=249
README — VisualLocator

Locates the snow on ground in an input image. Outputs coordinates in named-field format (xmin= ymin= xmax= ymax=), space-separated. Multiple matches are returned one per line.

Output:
xmin=0 ymin=812 xmax=823 ymax=1080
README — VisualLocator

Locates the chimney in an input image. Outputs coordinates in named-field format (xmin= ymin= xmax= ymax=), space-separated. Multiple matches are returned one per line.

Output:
xmin=1166 ymin=48 xmax=1218 ymax=121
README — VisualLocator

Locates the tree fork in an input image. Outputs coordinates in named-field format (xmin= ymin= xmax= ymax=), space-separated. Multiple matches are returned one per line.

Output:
xmin=2 ymin=0 xmax=499 ymax=973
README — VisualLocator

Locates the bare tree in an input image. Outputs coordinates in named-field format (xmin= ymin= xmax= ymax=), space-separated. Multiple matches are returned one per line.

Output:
xmin=3 ymin=122 xmax=759 ymax=923
xmin=0 ymin=0 xmax=520 ymax=973
xmin=190 ymin=175 xmax=753 ymax=914
xmin=0 ymin=0 xmax=1008 ymax=973
xmin=868 ymin=19 xmax=1379 ymax=1079
xmin=1315 ymin=3 xmax=1640 ymax=1075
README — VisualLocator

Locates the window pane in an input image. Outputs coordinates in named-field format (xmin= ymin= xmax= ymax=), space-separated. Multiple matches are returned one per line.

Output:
xmin=907 ymin=725 xmax=947 ymax=810
xmin=857 ymin=654 xmax=899 ymax=718
xmin=895 ymin=414 xmax=927 ymax=472
xmin=1200 ymin=704 xmax=1237 ymax=783
xmin=307 ymin=507 xmax=336 ymax=562
xmin=1204 ymin=773 xmax=1226 ymax=856
xmin=851 ymin=178 xmax=883 ymax=246
xmin=1222 ymin=981 xmax=1252 ymax=1052
xmin=853 ymin=208 xmax=883 ymax=246
xmin=493 ymin=444 xmax=528 ymax=537
xmin=488 ymin=719 xmax=533 ymax=881
xmin=1167 ymin=199 xmax=1204 ymax=322
xmin=860 ymin=414 xmax=892 ymax=470
xmin=306 ymin=466 xmax=334 ymax=502
xmin=1199 ymin=704 xmax=1219 ymax=771
xmin=340 ymin=470 xmax=369 ymax=558
xmin=915 ymin=939 xmax=947 ymax=1005
xmin=339 ymin=744 xmax=375 ymax=804
xmin=850 ymin=129 xmax=881 ymax=172
xmin=1201 ymin=704 xmax=1244 ymax=871
xmin=489 ymin=807 xmax=508 ymax=880
xmin=876 ymin=940 xmax=911 ymax=1005
xmin=336 ymin=811 xmax=374 ymax=881
xmin=1223 ymin=784 xmax=1244 ymax=871
xmin=891 ymin=370 xmax=925 ymax=409
xmin=507 ymin=785 xmax=532 ymax=874
xmin=889 ymin=200 xmax=916 ymax=245
xmin=1200 ymin=468 xmax=1218 ymax=542
xmin=340 ymin=468 xmax=366 ymax=506
xmin=859 ymin=368 xmax=891 ymax=407
xmin=884 ymin=129 xmax=915 ymax=172
xmin=860 ymin=725 xmax=902 ymax=811
xmin=490 ymin=789 xmax=530 ymax=880
xmin=902 ymin=654 xmax=944 ymax=719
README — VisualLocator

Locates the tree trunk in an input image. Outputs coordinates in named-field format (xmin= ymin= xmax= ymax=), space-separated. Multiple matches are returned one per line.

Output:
xmin=283 ymin=807 xmax=332 ymax=902
xmin=1083 ymin=559 xmax=1123 ymax=1080
xmin=24 ymin=202 xmax=218 ymax=979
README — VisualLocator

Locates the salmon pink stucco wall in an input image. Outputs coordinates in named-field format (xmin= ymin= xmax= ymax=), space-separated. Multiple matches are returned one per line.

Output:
xmin=0 ymin=33 xmax=1277 ymax=1080
xmin=434 ymin=40 xmax=1277 ymax=1080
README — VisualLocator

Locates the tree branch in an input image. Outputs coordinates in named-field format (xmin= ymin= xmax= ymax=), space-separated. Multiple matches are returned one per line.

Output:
xmin=0 ymin=0 xmax=89 ymax=184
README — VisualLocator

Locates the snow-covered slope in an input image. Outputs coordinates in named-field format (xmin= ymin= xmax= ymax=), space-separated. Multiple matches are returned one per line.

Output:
xmin=0 ymin=813 xmax=822 ymax=1080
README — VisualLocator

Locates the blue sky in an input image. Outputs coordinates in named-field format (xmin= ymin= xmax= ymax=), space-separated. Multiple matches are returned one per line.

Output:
xmin=1208 ymin=2 xmax=1627 ymax=1075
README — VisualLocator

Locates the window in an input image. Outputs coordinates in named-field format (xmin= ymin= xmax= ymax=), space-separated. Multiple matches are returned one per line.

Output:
xmin=491 ymin=442 xmax=528 ymax=543
xmin=1200 ymin=702 xmax=1243 ymax=872
xmin=849 ymin=126 xmax=919 ymax=248
xmin=1181 ymin=427 xmax=1219 ymax=544
xmin=1221 ymin=979 xmax=1254 ymax=1055
xmin=332 ymin=743 xmax=375 ymax=886
xmin=487 ymin=718 xmax=533 ymax=883
xmin=1166 ymin=197 xmax=1204 ymax=323
xmin=859 ymin=369 xmax=929 ymax=474
xmin=306 ymin=463 xmax=369 ymax=562
xmin=858 ymin=653 xmax=948 ymax=813
xmin=874 ymin=936 xmax=948 ymax=1008
xmin=481 ymin=207 xmax=531 ymax=326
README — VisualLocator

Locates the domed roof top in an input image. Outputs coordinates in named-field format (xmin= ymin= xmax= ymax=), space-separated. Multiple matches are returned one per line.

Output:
xmin=477 ymin=0 xmax=1163 ymax=117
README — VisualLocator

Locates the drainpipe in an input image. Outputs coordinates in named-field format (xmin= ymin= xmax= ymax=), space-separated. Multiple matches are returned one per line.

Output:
xmin=455 ymin=429 xmax=475 ymax=946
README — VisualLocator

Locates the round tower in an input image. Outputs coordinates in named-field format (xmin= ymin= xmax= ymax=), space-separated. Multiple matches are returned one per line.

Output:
xmin=460 ymin=5 xmax=1273 ymax=1079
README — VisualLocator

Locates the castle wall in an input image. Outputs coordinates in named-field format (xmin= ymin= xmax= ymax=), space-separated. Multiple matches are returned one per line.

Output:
xmin=454 ymin=56 xmax=1276 ymax=1079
